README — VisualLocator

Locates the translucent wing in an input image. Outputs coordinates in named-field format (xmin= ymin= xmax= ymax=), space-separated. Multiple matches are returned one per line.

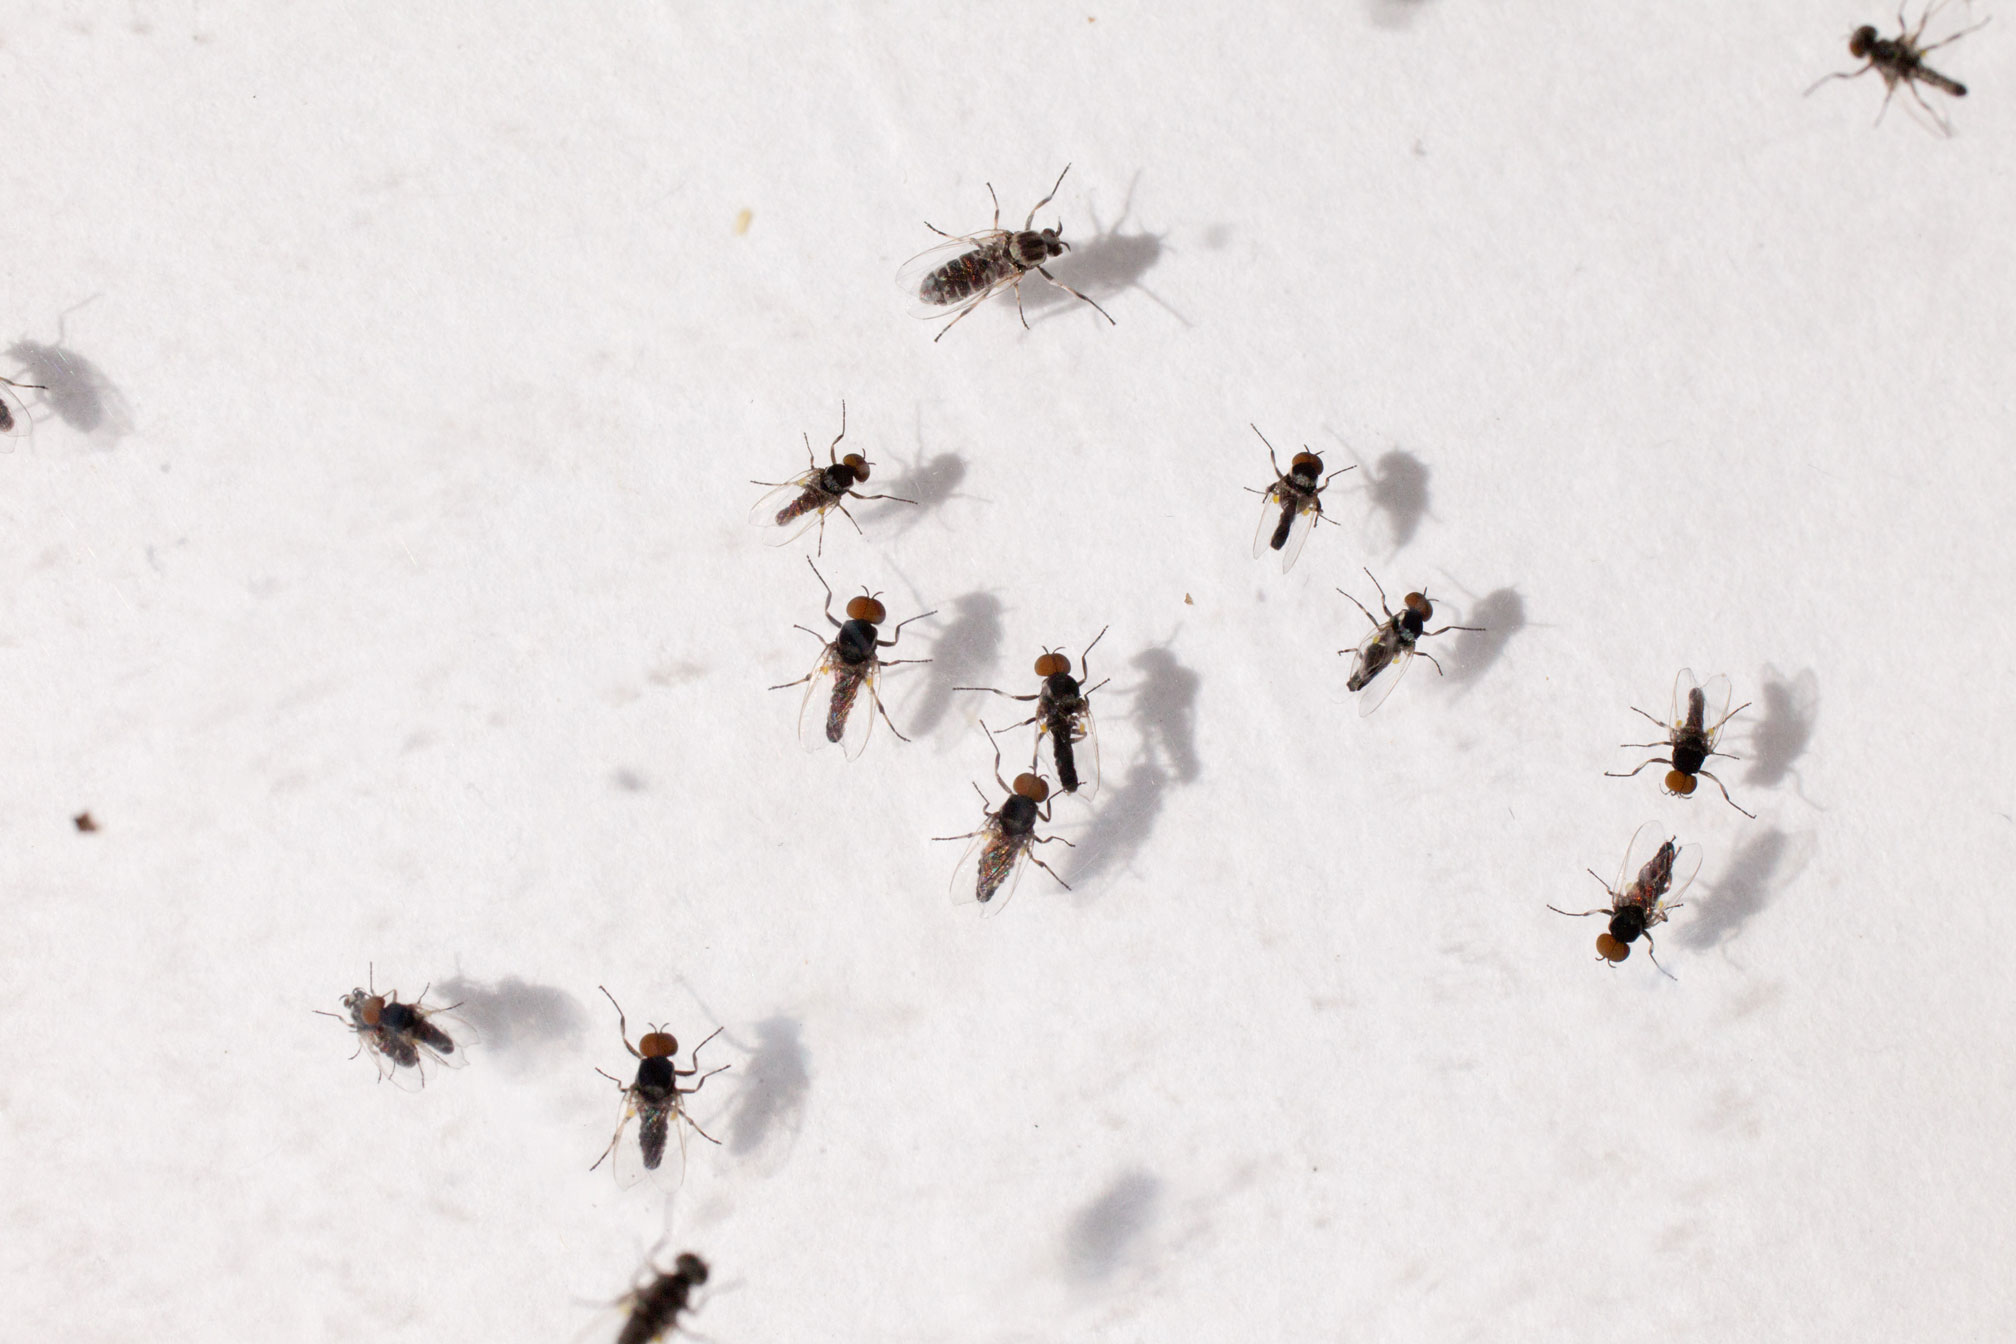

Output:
xmin=947 ymin=822 xmax=1030 ymax=916
xmin=1351 ymin=633 xmax=1415 ymax=717
xmin=795 ymin=654 xmax=878 ymax=759
xmin=1689 ymin=671 xmax=1737 ymax=750
xmin=896 ymin=233 xmax=1009 ymax=319
xmin=748 ymin=473 xmax=832 ymax=545
xmin=1038 ymin=704 xmax=1099 ymax=799
xmin=1614 ymin=820 xmax=1666 ymax=896
xmin=1614 ymin=822 xmax=1701 ymax=917
xmin=610 ymin=1099 xmax=688 ymax=1194
xmin=1251 ymin=485 xmax=1288 ymax=559
xmin=1279 ymin=499 xmax=1319 ymax=572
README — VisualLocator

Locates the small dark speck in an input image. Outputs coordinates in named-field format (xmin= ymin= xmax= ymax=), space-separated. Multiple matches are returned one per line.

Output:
xmin=612 ymin=769 xmax=648 ymax=792
xmin=74 ymin=812 xmax=98 ymax=832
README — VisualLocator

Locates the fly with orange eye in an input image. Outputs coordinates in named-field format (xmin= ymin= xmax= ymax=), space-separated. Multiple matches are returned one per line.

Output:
xmin=748 ymin=402 xmax=917 ymax=555
xmin=1245 ymin=424 xmax=1354 ymax=572
xmin=1606 ymin=669 xmax=1755 ymax=817
xmin=768 ymin=558 xmax=936 ymax=759
xmin=955 ymin=626 xmax=1109 ymax=797
xmin=1336 ymin=569 xmax=1482 ymax=715
xmin=1549 ymin=822 xmax=1702 ymax=979
xmin=318 ymin=967 xmax=473 ymax=1091
xmin=590 ymin=987 xmax=729 ymax=1192
xmin=933 ymin=725 xmax=1076 ymax=914
xmin=1806 ymin=3 xmax=1988 ymax=134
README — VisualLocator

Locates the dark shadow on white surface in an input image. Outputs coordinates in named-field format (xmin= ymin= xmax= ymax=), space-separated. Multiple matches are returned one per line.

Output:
xmin=8 ymin=310 xmax=134 ymax=446
xmin=1024 ymin=172 xmax=1185 ymax=327
xmin=1743 ymin=666 xmax=1818 ymax=792
xmin=1367 ymin=0 xmax=1442 ymax=29
xmin=906 ymin=591 xmax=1006 ymax=741
xmin=857 ymin=450 xmax=971 ymax=537
xmin=725 ymin=1015 xmax=809 ymax=1163
xmin=1067 ymin=641 xmax=1200 ymax=891
xmin=1677 ymin=828 xmax=1813 ymax=952
xmin=1358 ymin=447 xmax=1432 ymax=554
xmin=1440 ymin=587 xmax=1524 ymax=687
xmin=434 ymin=974 xmax=588 ymax=1072
xmin=1063 ymin=1168 xmax=1162 ymax=1284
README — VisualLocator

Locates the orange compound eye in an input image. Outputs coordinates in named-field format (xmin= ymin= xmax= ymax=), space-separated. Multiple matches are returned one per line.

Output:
xmin=360 ymin=996 xmax=386 ymax=1027
xmin=1290 ymin=451 xmax=1322 ymax=474
xmin=1595 ymin=933 xmax=1631 ymax=963
xmin=1033 ymin=652 xmax=1070 ymax=678
xmin=638 ymin=1031 xmax=678 ymax=1059
xmin=1403 ymin=592 xmax=1432 ymax=617
xmin=1664 ymin=770 xmax=1698 ymax=796
xmin=845 ymin=596 xmax=886 ymax=623
xmin=841 ymin=454 xmax=870 ymax=478
xmin=1012 ymin=773 xmax=1050 ymax=802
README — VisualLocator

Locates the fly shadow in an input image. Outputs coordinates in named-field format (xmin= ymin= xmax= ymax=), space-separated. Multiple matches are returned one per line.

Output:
xmin=1439 ymin=586 xmax=1525 ymax=690
xmin=854 ymin=409 xmax=979 ymax=538
xmin=722 ymin=1016 xmax=810 ymax=1168
xmin=1024 ymin=171 xmax=1185 ymax=327
xmin=1677 ymin=827 xmax=1815 ymax=952
xmin=1063 ymin=1168 xmax=1162 ymax=1285
xmin=1355 ymin=447 xmax=1432 ymax=555
xmin=1743 ymin=666 xmax=1818 ymax=796
xmin=1066 ymin=639 xmax=1200 ymax=892
xmin=433 ymin=974 xmax=589 ymax=1076
xmin=902 ymin=590 xmax=1006 ymax=742
xmin=9 ymin=303 xmax=134 ymax=446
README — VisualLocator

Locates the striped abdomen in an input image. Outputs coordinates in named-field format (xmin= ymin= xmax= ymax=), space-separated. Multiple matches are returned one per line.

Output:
xmin=923 ymin=248 xmax=1010 ymax=306
xmin=827 ymin=664 xmax=866 ymax=743
xmin=1048 ymin=718 xmax=1080 ymax=793
xmin=638 ymin=1105 xmax=670 ymax=1170
xmin=774 ymin=488 xmax=823 ymax=527
xmin=976 ymin=833 xmax=1024 ymax=904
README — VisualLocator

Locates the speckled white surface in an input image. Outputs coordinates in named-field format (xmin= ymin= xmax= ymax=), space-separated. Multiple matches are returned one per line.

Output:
xmin=3 ymin=3 xmax=2011 ymax=1341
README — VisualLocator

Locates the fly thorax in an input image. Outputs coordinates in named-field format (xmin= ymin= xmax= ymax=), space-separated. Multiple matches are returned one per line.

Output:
xmin=1000 ymin=794 xmax=1039 ymax=835
xmin=836 ymin=620 xmax=879 ymax=663
xmin=380 ymin=1003 xmax=419 ymax=1033
xmin=1610 ymin=907 xmax=1647 ymax=943
xmin=820 ymin=464 xmax=856 ymax=494
xmin=636 ymin=1055 xmax=676 ymax=1097
xmin=1009 ymin=231 xmax=1052 ymax=268
xmin=1043 ymin=673 xmax=1080 ymax=705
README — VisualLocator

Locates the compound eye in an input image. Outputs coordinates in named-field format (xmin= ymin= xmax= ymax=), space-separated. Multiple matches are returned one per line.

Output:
xmin=1291 ymin=451 xmax=1322 ymax=475
xmin=360 ymin=996 xmax=386 ymax=1027
xmin=841 ymin=454 xmax=870 ymax=479
xmin=1404 ymin=592 xmax=1432 ymax=618
xmin=1664 ymin=770 xmax=1698 ymax=796
xmin=1849 ymin=26 xmax=1875 ymax=56
xmin=638 ymin=1031 xmax=678 ymax=1059
xmin=1595 ymin=933 xmax=1631 ymax=963
xmin=845 ymin=595 xmax=886 ymax=623
xmin=1012 ymin=773 xmax=1050 ymax=803
xmin=1034 ymin=652 xmax=1070 ymax=678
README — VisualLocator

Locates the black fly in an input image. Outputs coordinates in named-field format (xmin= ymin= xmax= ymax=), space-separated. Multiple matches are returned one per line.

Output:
xmin=612 ymin=1252 xmax=709 ymax=1344
xmin=1807 ymin=3 xmax=1988 ymax=132
xmin=1337 ymin=570 xmax=1481 ymax=715
xmin=749 ymin=401 xmax=916 ymax=554
xmin=591 ymin=987 xmax=728 ymax=1192
xmin=934 ymin=725 xmax=1075 ymax=913
xmin=769 ymin=559 xmax=935 ymax=758
xmin=897 ymin=165 xmax=1116 ymax=342
xmin=1549 ymin=822 xmax=1700 ymax=977
xmin=1246 ymin=424 xmax=1353 ymax=572
xmin=955 ymin=626 xmax=1109 ymax=797
xmin=1606 ymin=669 xmax=1754 ymax=818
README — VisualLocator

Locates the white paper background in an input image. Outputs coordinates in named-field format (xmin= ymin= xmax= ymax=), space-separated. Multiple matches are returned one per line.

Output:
xmin=4 ymin=3 xmax=2012 ymax=1341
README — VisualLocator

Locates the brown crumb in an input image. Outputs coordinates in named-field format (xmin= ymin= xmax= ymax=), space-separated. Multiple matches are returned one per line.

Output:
xmin=73 ymin=812 xmax=98 ymax=832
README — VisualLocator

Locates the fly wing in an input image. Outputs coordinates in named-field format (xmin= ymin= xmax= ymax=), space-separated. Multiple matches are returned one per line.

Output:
xmin=410 ymin=1004 xmax=475 ymax=1071
xmin=1694 ymin=672 xmax=1735 ymax=748
xmin=1352 ymin=637 xmax=1415 ymax=717
xmin=613 ymin=1104 xmax=688 ymax=1194
xmin=1659 ymin=841 xmax=1703 ymax=910
xmin=605 ymin=1095 xmax=651 ymax=1191
xmin=837 ymin=663 xmax=880 ymax=760
xmin=896 ymin=234 xmax=1008 ymax=318
xmin=948 ymin=823 xmax=1030 ymax=915
xmin=794 ymin=649 xmax=843 ymax=752
xmin=1251 ymin=484 xmax=1288 ymax=559
xmin=749 ymin=473 xmax=830 ymax=544
xmin=1615 ymin=820 xmax=1668 ymax=900
xmin=1276 ymin=499 xmax=1319 ymax=572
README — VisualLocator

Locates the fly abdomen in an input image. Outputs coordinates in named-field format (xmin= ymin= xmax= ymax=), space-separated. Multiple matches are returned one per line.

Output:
xmin=775 ymin=490 xmax=821 ymax=527
xmin=639 ymin=1107 xmax=670 ymax=1170
xmin=412 ymin=1019 xmax=456 ymax=1056
xmin=1270 ymin=500 xmax=1295 ymax=551
xmin=1922 ymin=69 xmax=1966 ymax=97
xmin=827 ymin=666 xmax=864 ymax=743
xmin=925 ymin=250 xmax=1003 ymax=306
xmin=1050 ymin=724 xmax=1080 ymax=793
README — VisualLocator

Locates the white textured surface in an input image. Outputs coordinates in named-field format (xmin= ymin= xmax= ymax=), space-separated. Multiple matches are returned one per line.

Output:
xmin=4 ymin=3 xmax=2011 ymax=1341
